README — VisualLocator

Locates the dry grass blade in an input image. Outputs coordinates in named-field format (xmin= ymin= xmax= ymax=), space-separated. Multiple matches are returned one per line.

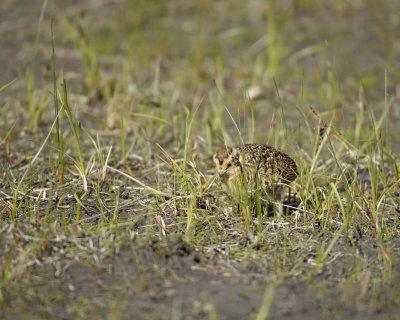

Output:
xmin=309 ymin=106 xmax=329 ymax=150
xmin=106 ymin=165 xmax=171 ymax=197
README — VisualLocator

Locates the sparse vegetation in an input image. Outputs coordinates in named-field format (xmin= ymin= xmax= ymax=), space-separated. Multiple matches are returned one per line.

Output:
xmin=1 ymin=1 xmax=400 ymax=319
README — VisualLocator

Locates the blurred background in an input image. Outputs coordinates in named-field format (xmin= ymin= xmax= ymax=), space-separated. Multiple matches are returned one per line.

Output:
xmin=1 ymin=0 xmax=400 ymax=154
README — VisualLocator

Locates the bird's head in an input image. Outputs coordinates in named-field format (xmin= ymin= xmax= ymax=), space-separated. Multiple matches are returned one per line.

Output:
xmin=213 ymin=146 xmax=239 ymax=178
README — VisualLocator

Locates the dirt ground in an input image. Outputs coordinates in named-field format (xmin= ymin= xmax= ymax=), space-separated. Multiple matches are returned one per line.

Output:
xmin=1 ymin=232 xmax=400 ymax=320
xmin=1 ymin=1 xmax=400 ymax=319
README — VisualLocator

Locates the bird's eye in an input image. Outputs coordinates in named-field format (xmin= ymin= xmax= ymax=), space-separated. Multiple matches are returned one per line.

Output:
xmin=227 ymin=163 xmax=232 ymax=168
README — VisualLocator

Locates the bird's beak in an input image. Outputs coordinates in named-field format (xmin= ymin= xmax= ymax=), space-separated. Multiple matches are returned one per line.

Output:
xmin=218 ymin=170 xmax=225 ymax=178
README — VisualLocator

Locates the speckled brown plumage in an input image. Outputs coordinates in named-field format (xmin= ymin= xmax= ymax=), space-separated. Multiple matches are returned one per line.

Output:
xmin=213 ymin=143 xmax=298 ymax=213
xmin=238 ymin=144 xmax=297 ymax=184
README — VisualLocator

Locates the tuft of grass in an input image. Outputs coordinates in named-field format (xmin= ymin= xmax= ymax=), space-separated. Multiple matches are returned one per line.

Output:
xmin=26 ymin=68 xmax=50 ymax=131
xmin=51 ymin=22 xmax=64 ymax=185
xmin=255 ymin=282 xmax=276 ymax=320
xmin=59 ymin=79 xmax=86 ymax=190
xmin=59 ymin=15 xmax=101 ymax=96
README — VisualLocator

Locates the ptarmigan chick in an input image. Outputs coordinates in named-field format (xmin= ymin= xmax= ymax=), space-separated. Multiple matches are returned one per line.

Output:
xmin=213 ymin=143 xmax=298 ymax=215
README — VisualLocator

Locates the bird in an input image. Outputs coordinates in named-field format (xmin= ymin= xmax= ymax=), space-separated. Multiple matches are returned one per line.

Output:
xmin=213 ymin=143 xmax=298 ymax=215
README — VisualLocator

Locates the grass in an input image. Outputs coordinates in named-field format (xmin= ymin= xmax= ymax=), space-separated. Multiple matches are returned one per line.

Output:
xmin=1 ymin=0 xmax=400 ymax=319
